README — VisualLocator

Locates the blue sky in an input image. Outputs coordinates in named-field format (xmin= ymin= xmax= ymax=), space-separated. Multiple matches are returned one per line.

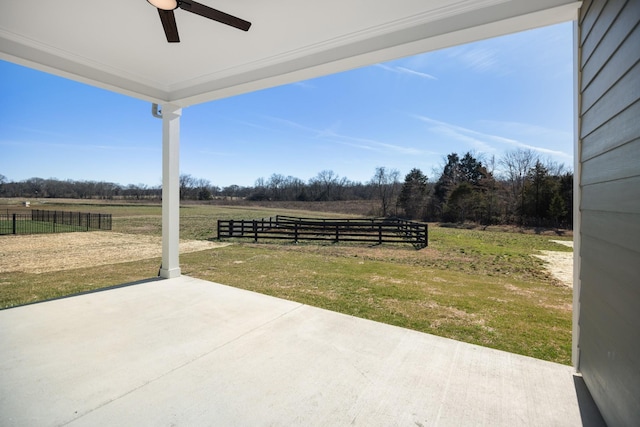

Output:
xmin=0 ymin=22 xmax=574 ymax=188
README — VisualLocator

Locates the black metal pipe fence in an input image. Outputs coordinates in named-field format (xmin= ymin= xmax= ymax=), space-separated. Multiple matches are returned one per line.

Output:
xmin=0 ymin=209 xmax=112 ymax=235
xmin=217 ymin=215 xmax=427 ymax=248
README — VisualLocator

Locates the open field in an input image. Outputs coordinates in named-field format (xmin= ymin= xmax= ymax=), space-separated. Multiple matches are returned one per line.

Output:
xmin=0 ymin=198 xmax=574 ymax=364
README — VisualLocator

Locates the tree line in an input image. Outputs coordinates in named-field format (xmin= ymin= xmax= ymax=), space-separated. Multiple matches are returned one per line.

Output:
xmin=0 ymin=148 xmax=572 ymax=228
xmin=0 ymin=176 xmax=162 ymax=200
xmin=397 ymin=150 xmax=572 ymax=228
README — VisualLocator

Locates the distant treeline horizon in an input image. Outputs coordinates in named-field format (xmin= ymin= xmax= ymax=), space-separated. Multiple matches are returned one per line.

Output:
xmin=1 ymin=148 xmax=573 ymax=228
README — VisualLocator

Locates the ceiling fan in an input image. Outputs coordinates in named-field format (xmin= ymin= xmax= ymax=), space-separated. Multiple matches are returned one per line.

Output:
xmin=147 ymin=0 xmax=251 ymax=43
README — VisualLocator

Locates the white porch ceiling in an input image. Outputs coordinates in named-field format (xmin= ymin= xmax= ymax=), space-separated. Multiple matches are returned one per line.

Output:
xmin=0 ymin=0 xmax=579 ymax=107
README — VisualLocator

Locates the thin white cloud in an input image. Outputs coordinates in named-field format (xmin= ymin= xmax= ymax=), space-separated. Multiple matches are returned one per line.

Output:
xmin=477 ymin=119 xmax=572 ymax=140
xmin=395 ymin=66 xmax=437 ymax=80
xmin=447 ymin=46 xmax=502 ymax=73
xmin=264 ymin=115 xmax=424 ymax=156
xmin=375 ymin=64 xmax=437 ymax=80
xmin=414 ymin=115 xmax=571 ymax=159
xmin=5 ymin=125 xmax=68 ymax=138
xmin=430 ymin=126 xmax=496 ymax=153
xmin=263 ymin=116 xmax=322 ymax=135
xmin=226 ymin=117 xmax=278 ymax=133
xmin=290 ymin=81 xmax=315 ymax=89
xmin=321 ymin=129 xmax=424 ymax=155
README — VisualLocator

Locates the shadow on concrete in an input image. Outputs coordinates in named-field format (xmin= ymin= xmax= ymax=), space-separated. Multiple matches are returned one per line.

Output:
xmin=573 ymin=374 xmax=607 ymax=426
xmin=1 ymin=277 xmax=164 ymax=310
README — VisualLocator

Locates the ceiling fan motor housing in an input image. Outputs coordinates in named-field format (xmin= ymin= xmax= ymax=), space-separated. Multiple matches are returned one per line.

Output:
xmin=148 ymin=0 xmax=178 ymax=11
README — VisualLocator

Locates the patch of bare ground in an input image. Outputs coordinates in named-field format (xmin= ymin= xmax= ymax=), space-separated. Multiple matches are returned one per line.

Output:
xmin=0 ymin=232 xmax=229 ymax=273
xmin=533 ymin=240 xmax=574 ymax=288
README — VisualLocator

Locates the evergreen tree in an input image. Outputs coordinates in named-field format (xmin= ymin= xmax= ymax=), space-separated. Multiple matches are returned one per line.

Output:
xmin=435 ymin=152 xmax=494 ymax=223
xmin=397 ymin=168 xmax=429 ymax=219
xmin=523 ymin=161 xmax=555 ymax=225
xmin=549 ymin=191 xmax=568 ymax=228
xmin=444 ymin=182 xmax=475 ymax=222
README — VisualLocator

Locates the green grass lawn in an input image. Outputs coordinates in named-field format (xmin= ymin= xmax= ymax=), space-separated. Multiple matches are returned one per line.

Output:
xmin=0 ymin=199 xmax=573 ymax=364
xmin=182 ymin=227 xmax=573 ymax=364
xmin=0 ymin=219 xmax=86 ymax=235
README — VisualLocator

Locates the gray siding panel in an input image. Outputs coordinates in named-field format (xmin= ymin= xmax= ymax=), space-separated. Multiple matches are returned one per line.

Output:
xmin=580 ymin=288 xmax=640 ymax=373
xmin=582 ymin=14 xmax=640 ymax=110
xmin=580 ymin=59 xmax=640 ymax=136
xmin=582 ymin=138 xmax=640 ymax=184
xmin=581 ymin=210 xmax=640 ymax=252
xmin=579 ymin=0 xmax=601 ymax=32
xmin=581 ymin=175 xmax=640 ymax=213
xmin=578 ymin=331 xmax=640 ymax=425
xmin=579 ymin=0 xmax=608 ymax=57
xmin=581 ymin=99 xmax=640 ymax=160
xmin=579 ymin=296 xmax=640 ymax=377
xmin=578 ymin=1 xmax=640 ymax=425
xmin=581 ymin=235 xmax=640 ymax=331
xmin=581 ymin=0 xmax=626 ymax=65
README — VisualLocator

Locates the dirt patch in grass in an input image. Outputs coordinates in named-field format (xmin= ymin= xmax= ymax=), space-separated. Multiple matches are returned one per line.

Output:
xmin=0 ymin=232 xmax=229 ymax=273
xmin=533 ymin=240 xmax=574 ymax=288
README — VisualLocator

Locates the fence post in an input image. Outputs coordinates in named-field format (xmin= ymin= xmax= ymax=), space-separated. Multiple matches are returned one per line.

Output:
xmin=378 ymin=225 xmax=382 ymax=244
xmin=253 ymin=220 xmax=258 ymax=242
xmin=12 ymin=213 xmax=16 ymax=234
xmin=294 ymin=222 xmax=299 ymax=243
xmin=425 ymin=224 xmax=429 ymax=247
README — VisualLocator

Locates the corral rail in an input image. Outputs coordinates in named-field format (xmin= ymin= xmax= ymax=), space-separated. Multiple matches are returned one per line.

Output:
xmin=217 ymin=215 xmax=427 ymax=248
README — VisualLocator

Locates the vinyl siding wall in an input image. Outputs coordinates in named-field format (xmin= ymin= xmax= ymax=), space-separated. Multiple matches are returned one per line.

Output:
xmin=577 ymin=0 xmax=640 ymax=425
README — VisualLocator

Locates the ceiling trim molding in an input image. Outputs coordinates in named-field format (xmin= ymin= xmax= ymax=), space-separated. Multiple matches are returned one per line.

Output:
xmin=0 ymin=29 xmax=171 ymax=102
xmin=170 ymin=1 xmax=581 ymax=106
xmin=168 ymin=0 xmax=510 ymax=93
xmin=0 ymin=0 xmax=580 ymax=107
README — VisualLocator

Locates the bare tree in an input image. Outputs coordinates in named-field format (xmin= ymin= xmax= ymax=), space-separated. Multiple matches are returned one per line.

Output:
xmin=370 ymin=166 xmax=400 ymax=216
xmin=499 ymin=149 xmax=538 ymax=223
xmin=249 ymin=177 xmax=268 ymax=200
xmin=544 ymin=159 xmax=567 ymax=176
xmin=179 ymin=174 xmax=196 ymax=200
xmin=267 ymin=173 xmax=286 ymax=200
xmin=194 ymin=178 xmax=213 ymax=200
xmin=309 ymin=170 xmax=340 ymax=201
xmin=282 ymin=175 xmax=306 ymax=200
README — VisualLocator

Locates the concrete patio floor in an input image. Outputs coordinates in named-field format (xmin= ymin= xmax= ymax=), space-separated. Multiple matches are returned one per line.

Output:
xmin=1 ymin=276 xmax=604 ymax=426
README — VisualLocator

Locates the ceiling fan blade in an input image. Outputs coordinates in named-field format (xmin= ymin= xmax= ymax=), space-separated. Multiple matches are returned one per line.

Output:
xmin=158 ymin=9 xmax=180 ymax=42
xmin=178 ymin=0 xmax=251 ymax=31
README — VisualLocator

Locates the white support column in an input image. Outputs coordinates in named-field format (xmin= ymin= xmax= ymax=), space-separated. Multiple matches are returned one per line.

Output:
xmin=159 ymin=103 xmax=182 ymax=279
